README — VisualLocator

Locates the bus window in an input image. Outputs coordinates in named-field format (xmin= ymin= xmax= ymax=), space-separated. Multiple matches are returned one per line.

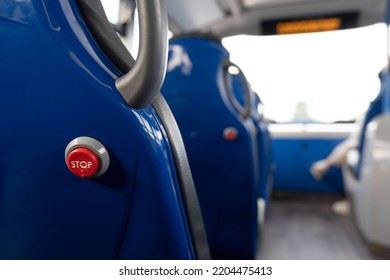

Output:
xmin=223 ymin=23 xmax=388 ymax=123
xmin=101 ymin=0 xmax=120 ymax=24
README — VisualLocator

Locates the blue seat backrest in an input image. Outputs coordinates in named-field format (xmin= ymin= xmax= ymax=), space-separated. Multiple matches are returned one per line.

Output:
xmin=231 ymin=75 xmax=272 ymax=203
xmin=382 ymin=70 xmax=390 ymax=112
xmin=355 ymin=71 xmax=387 ymax=178
xmin=161 ymin=36 xmax=259 ymax=259
xmin=252 ymin=94 xmax=273 ymax=202
xmin=0 ymin=0 xmax=197 ymax=259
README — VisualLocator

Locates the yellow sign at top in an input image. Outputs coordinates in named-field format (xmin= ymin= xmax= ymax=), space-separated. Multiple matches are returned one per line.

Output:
xmin=276 ymin=18 xmax=342 ymax=34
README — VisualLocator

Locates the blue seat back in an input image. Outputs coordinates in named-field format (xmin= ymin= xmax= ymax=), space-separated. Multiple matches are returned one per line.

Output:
xmin=0 ymin=0 xmax=204 ymax=259
xmin=252 ymin=94 xmax=273 ymax=202
xmin=161 ymin=36 xmax=259 ymax=259
xmin=231 ymin=75 xmax=272 ymax=203
xmin=355 ymin=71 xmax=387 ymax=178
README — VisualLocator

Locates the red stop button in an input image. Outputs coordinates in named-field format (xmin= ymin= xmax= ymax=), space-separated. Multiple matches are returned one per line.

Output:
xmin=223 ymin=127 xmax=239 ymax=141
xmin=66 ymin=147 xmax=100 ymax=178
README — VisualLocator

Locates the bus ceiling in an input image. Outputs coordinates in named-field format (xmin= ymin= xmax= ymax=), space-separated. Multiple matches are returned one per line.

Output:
xmin=165 ymin=0 xmax=388 ymax=37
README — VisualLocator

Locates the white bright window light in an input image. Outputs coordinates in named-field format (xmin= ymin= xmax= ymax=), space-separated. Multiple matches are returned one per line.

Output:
xmin=223 ymin=23 xmax=388 ymax=123
xmin=101 ymin=0 xmax=120 ymax=25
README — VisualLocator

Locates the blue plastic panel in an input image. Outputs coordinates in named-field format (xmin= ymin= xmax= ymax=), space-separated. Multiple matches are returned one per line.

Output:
xmin=0 ymin=0 xmax=194 ymax=259
xmin=272 ymin=137 xmax=345 ymax=193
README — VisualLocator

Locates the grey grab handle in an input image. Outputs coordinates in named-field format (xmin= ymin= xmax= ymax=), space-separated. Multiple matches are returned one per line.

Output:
xmin=115 ymin=0 xmax=168 ymax=108
xmin=223 ymin=59 xmax=252 ymax=119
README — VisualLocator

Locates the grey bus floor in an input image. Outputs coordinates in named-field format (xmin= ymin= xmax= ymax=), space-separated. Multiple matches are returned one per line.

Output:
xmin=257 ymin=194 xmax=374 ymax=260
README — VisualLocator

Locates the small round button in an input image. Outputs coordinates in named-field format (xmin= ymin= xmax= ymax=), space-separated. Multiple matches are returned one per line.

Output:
xmin=65 ymin=137 xmax=110 ymax=178
xmin=66 ymin=147 xmax=100 ymax=178
xmin=223 ymin=127 xmax=239 ymax=141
